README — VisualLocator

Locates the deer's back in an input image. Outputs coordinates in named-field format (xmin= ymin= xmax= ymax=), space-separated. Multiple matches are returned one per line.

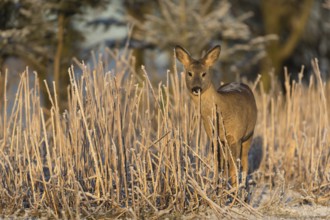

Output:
xmin=216 ymin=82 xmax=257 ymax=142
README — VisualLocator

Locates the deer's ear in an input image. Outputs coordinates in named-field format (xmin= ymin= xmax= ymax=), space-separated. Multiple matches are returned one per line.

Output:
xmin=202 ymin=45 xmax=221 ymax=67
xmin=175 ymin=45 xmax=192 ymax=67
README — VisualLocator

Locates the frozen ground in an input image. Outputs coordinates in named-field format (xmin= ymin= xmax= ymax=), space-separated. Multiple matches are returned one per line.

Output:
xmin=188 ymin=186 xmax=330 ymax=219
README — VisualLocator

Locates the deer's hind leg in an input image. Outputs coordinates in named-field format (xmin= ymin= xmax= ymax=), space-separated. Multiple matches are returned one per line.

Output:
xmin=228 ymin=140 xmax=242 ymax=189
xmin=241 ymin=135 xmax=253 ymax=184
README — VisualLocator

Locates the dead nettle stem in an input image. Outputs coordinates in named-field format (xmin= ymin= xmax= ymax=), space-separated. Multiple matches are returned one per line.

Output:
xmin=2 ymin=70 xmax=8 ymax=150
xmin=68 ymin=67 xmax=105 ymax=197
xmin=1 ymin=53 xmax=329 ymax=218
xmin=113 ymin=75 xmax=128 ymax=205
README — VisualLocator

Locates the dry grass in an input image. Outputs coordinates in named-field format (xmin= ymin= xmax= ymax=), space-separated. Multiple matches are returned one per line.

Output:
xmin=0 ymin=49 xmax=329 ymax=219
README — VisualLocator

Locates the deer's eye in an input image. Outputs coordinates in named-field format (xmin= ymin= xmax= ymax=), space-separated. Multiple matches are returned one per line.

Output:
xmin=202 ymin=72 xmax=206 ymax=77
xmin=188 ymin=72 xmax=193 ymax=77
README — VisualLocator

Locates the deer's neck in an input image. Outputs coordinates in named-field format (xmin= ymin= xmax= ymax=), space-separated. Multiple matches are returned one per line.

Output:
xmin=190 ymin=84 xmax=224 ymax=114
xmin=190 ymin=84 xmax=225 ymax=139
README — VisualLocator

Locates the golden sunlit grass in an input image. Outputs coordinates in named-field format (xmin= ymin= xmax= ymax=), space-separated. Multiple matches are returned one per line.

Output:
xmin=0 ymin=49 xmax=329 ymax=219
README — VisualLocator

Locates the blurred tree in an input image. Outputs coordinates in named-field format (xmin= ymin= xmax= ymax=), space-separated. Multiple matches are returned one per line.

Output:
xmin=87 ymin=0 xmax=273 ymax=82
xmin=123 ymin=0 xmax=157 ymax=75
xmin=125 ymin=0 xmax=273 ymax=81
xmin=260 ymin=0 xmax=314 ymax=90
xmin=287 ymin=0 xmax=330 ymax=81
xmin=0 ymin=0 xmax=49 ymax=74
xmin=325 ymin=0 xmax=330 ymax=9
xmin=0 ymin=0 xmax=109 ymax=109
xmin=231 ymin=0 xmax=330 ymax=91
xmin=0 ymin=0 xmax=51 ymax=106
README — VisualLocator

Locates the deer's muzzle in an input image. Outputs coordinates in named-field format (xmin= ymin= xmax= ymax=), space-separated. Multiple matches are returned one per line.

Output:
xmin=192 ymin=87 xmax=202 ymax=96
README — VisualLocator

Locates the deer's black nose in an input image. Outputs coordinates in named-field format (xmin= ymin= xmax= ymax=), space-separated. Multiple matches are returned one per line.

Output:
xmin=192 ymin=87 xmax=202 ymax=95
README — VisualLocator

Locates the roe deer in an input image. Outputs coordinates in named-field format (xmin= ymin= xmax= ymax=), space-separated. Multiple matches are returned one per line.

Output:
xmin=175 ymin=45 xmax=257 ymax=188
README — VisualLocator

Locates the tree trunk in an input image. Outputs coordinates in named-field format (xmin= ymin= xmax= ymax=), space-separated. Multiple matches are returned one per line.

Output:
xmin=261 ymin=0 xmax=314 ymax=91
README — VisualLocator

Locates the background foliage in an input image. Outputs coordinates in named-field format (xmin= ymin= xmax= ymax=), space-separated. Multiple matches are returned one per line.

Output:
xmin=0 ymin=0 xmax=330 ymax=218
xmin=1 ymin=0 xmax=329 ymax=109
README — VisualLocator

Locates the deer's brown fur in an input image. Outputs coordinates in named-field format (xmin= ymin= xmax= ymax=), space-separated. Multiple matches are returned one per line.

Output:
xmin=175 ymin=45 xmax=257 ymax=187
